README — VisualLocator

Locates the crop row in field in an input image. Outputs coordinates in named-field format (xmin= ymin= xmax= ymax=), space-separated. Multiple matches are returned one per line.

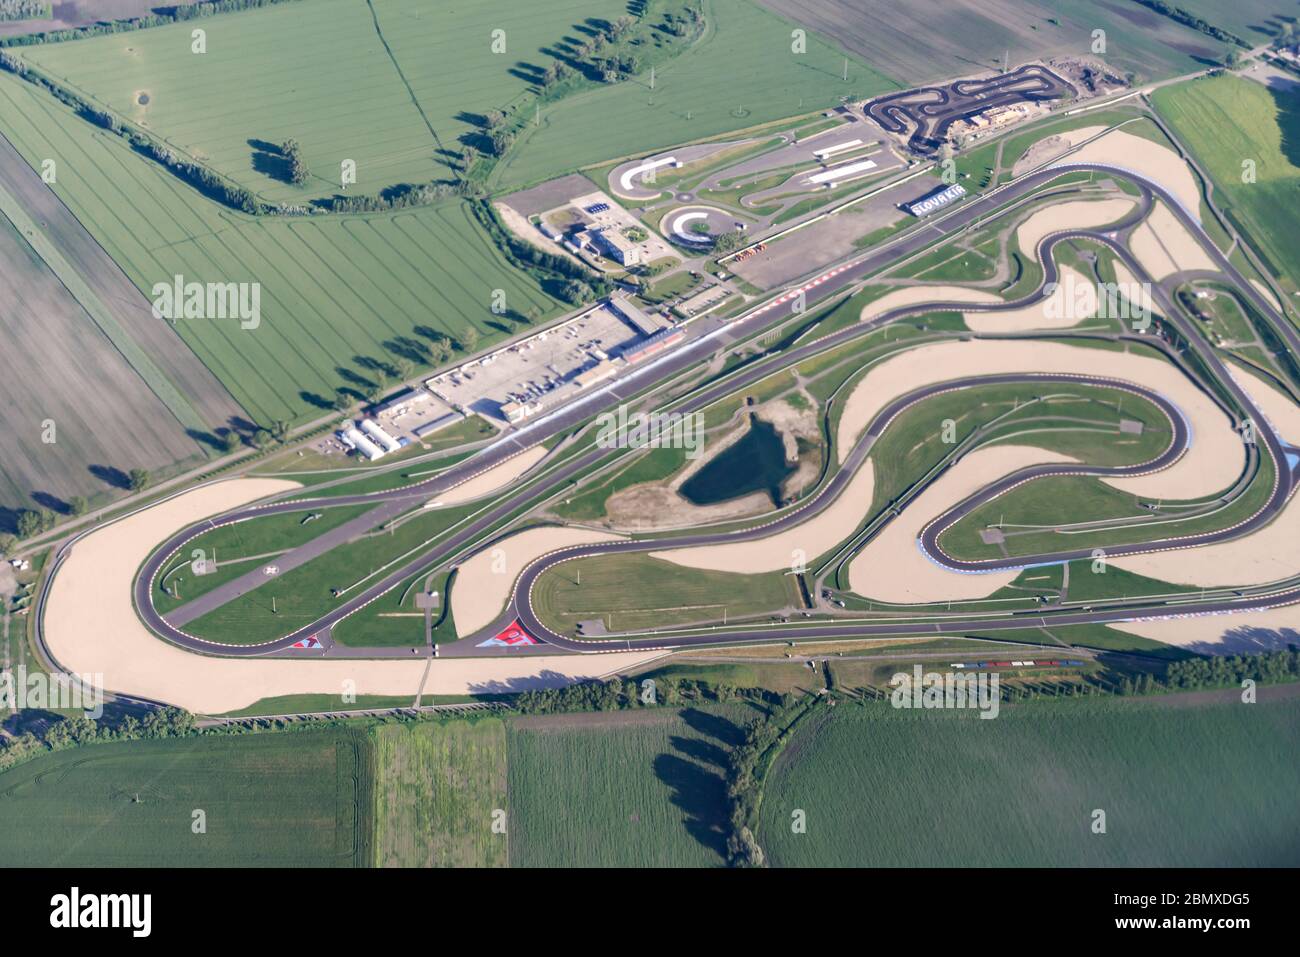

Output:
xmin=0 ymin=729 xmax=371 ymax=866
xmin=759 ymin=694 xmax=1300 ymax=866
xmin=0 ymin=212 xmax=207 ymax=516
xmin=0 ymin=706 xmax=762 ymax=867
xmin=16 ymin=0 xmax=632 ymax=203
xmin=506 ymin=705 xmax=757 ymax=867
xmin=752 ymin=0 xmax=1227 ymax=87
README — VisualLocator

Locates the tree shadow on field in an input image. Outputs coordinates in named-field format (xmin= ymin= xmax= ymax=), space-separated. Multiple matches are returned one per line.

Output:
xmin=354 ymin=355 xmax=398 ymax=380
xmin=413 ymin=324 xmax=448 ymax=344
xmin=383 ymin=336 xmax=430 ymax=365
xmin=336 ymin=366 xmax=378 ymax=392
xmin=298 ymin=391 xmax=334 ymax=411
xmin=186 ymin=428 xmax=224 ymax=452
xmin=30 ymin=491 xmax=70 ymax=515
xmin=1267 ymin=85 xmax=1300 ymax=169
xmin=0 ymin=506 xmax=18 ymax=536
xmin=248 ymin=138 xmax=293 ymax=184
xmin=88 ymin=464 xmax=130 ymax=490
xmin=508 ymin=63 xmax=545 ymax=87
xmin=651 ymin=706 xmax=747 ymax=862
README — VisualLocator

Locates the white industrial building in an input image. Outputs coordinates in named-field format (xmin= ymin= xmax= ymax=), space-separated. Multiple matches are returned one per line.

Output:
xmin=359 ymin=417 xmax=402 ymax=454
xmin=342 ymin=426 xmax=385 ymax=461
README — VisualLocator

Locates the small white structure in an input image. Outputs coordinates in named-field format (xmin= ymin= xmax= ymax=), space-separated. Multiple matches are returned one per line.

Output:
xmin=813 ymin=138 xmax=863 ymax=161
xmin=808 ymin=159 xmax=877 ymax=186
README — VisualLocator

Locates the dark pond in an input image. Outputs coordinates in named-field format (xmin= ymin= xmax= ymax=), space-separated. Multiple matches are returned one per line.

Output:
xmin=679 ymin=415 xmax=795 ymax=506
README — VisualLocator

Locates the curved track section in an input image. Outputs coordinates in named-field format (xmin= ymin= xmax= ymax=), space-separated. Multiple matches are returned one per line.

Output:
xmin=112 ymin=163 xmax=1300 ymax=658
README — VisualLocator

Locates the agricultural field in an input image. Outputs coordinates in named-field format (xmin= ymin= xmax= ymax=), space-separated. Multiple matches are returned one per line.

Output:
xmin=506 ymin=706 xmax=755 ymax=867
xmin=0 ymin=210 xmax=206 ymax=520
xmin=1146 ymin=0 xmax=1298 ymax=43
xmin=0 ymin=69 xmax=563 ymax=427
xmin=0 ymin=729 xmax=371 ymax=866
xmin=14 ymin=0 xmax=632 ymax=204
xmin=372 ymin=718 xmax=508 ymax=868
xmin=759 ymin=694 xmax=1300 ymax=866
xmin=491 ymin=0 xmax=899 ymax=189
xmin=1153 ymin=74 xmax=1300 ymax=294
xmin=0 ymin=706 xmax=755 ymax=868
xmin=752 ymin=0 xmax=1229 ymax=87
xmin=0 ymin=1 xmax=190 ymax=38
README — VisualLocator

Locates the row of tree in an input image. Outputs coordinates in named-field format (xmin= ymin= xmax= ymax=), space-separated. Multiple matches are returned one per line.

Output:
xmin=9 ymin=469 xmax=149 ymax=540
xmin=0 ymin=1 xmax=47 ymax=23
xmin=512 ymin=675 xmax=784 ymax=715
xmin=0 ymin=707 xmax=195 ymax=772
xmin=723 ymin=696 xmax=822 ymax=867
xmin=1130 ymin=1 xmax=1246 ymax=48
xmin=280 ymin=138 xmax=309 ymax=186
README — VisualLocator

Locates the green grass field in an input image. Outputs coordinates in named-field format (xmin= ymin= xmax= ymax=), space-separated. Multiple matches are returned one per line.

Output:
xmin=531 ymin=552 xmax=802 ymax=635
xmin=181 ymin=500 xmax=480 ymax=645
xmin=152 ymin=502 xmax=375 ymax=613
xmin=506 ymin=706 xmax=755 ymax=867
xmin=0 ymin=729 xmax=371 ymax=866
xmin=860 ymin=381 xmax=1172 ymax=520
xmin=372 ymin=718 xmax=508 ymax=867
xmin=0 ymin=69 xmax=563 ymax=427
xmin=491 ymin=0 xmax=898 ymax=189
xmin=16 ymin=0 xmax=631 ymax=203
xmin=939 ymin=448 xmax=1276 ymax=563
xmin=1142 ymin=0 xmax=1290 ymax=42
xmin=1153 ymin=75 xmax=1300 ymax=293
xmin=758 ymin=694 xmax=1300 ymax=866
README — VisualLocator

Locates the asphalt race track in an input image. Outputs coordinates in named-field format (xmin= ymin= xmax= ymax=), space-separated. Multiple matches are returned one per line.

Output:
xmin=54 ymin=162 xmax=1298 ymax=664
xmin=865 ymin=65 xmax=1077 ymax=155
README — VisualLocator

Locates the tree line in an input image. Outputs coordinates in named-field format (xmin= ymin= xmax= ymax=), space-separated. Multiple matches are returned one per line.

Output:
xmin=1130 ymin=1 xmax=1247 ymax=48
xmin=0 ymin=706 xmax=195 ymax=773
xmin=0 ymin=1 xmax=48 ymax=23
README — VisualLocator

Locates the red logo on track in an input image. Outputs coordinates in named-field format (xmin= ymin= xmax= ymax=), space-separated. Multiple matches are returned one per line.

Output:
xmin=477 ymin=620 xmax=539 ymax=647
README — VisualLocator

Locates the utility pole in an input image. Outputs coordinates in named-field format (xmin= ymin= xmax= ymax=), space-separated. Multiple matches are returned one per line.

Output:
xmin=842 ymin=57 xmax=848 ymax=81
xmin=650 ymin=65 xmax=655 ymax=90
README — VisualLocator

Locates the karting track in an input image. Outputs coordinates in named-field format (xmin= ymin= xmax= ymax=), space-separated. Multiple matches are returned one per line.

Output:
xmin=865 ymin=65 xmax=1077 ymax=155
xmin=87 ymin=162 xmax=1300 ymax=661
